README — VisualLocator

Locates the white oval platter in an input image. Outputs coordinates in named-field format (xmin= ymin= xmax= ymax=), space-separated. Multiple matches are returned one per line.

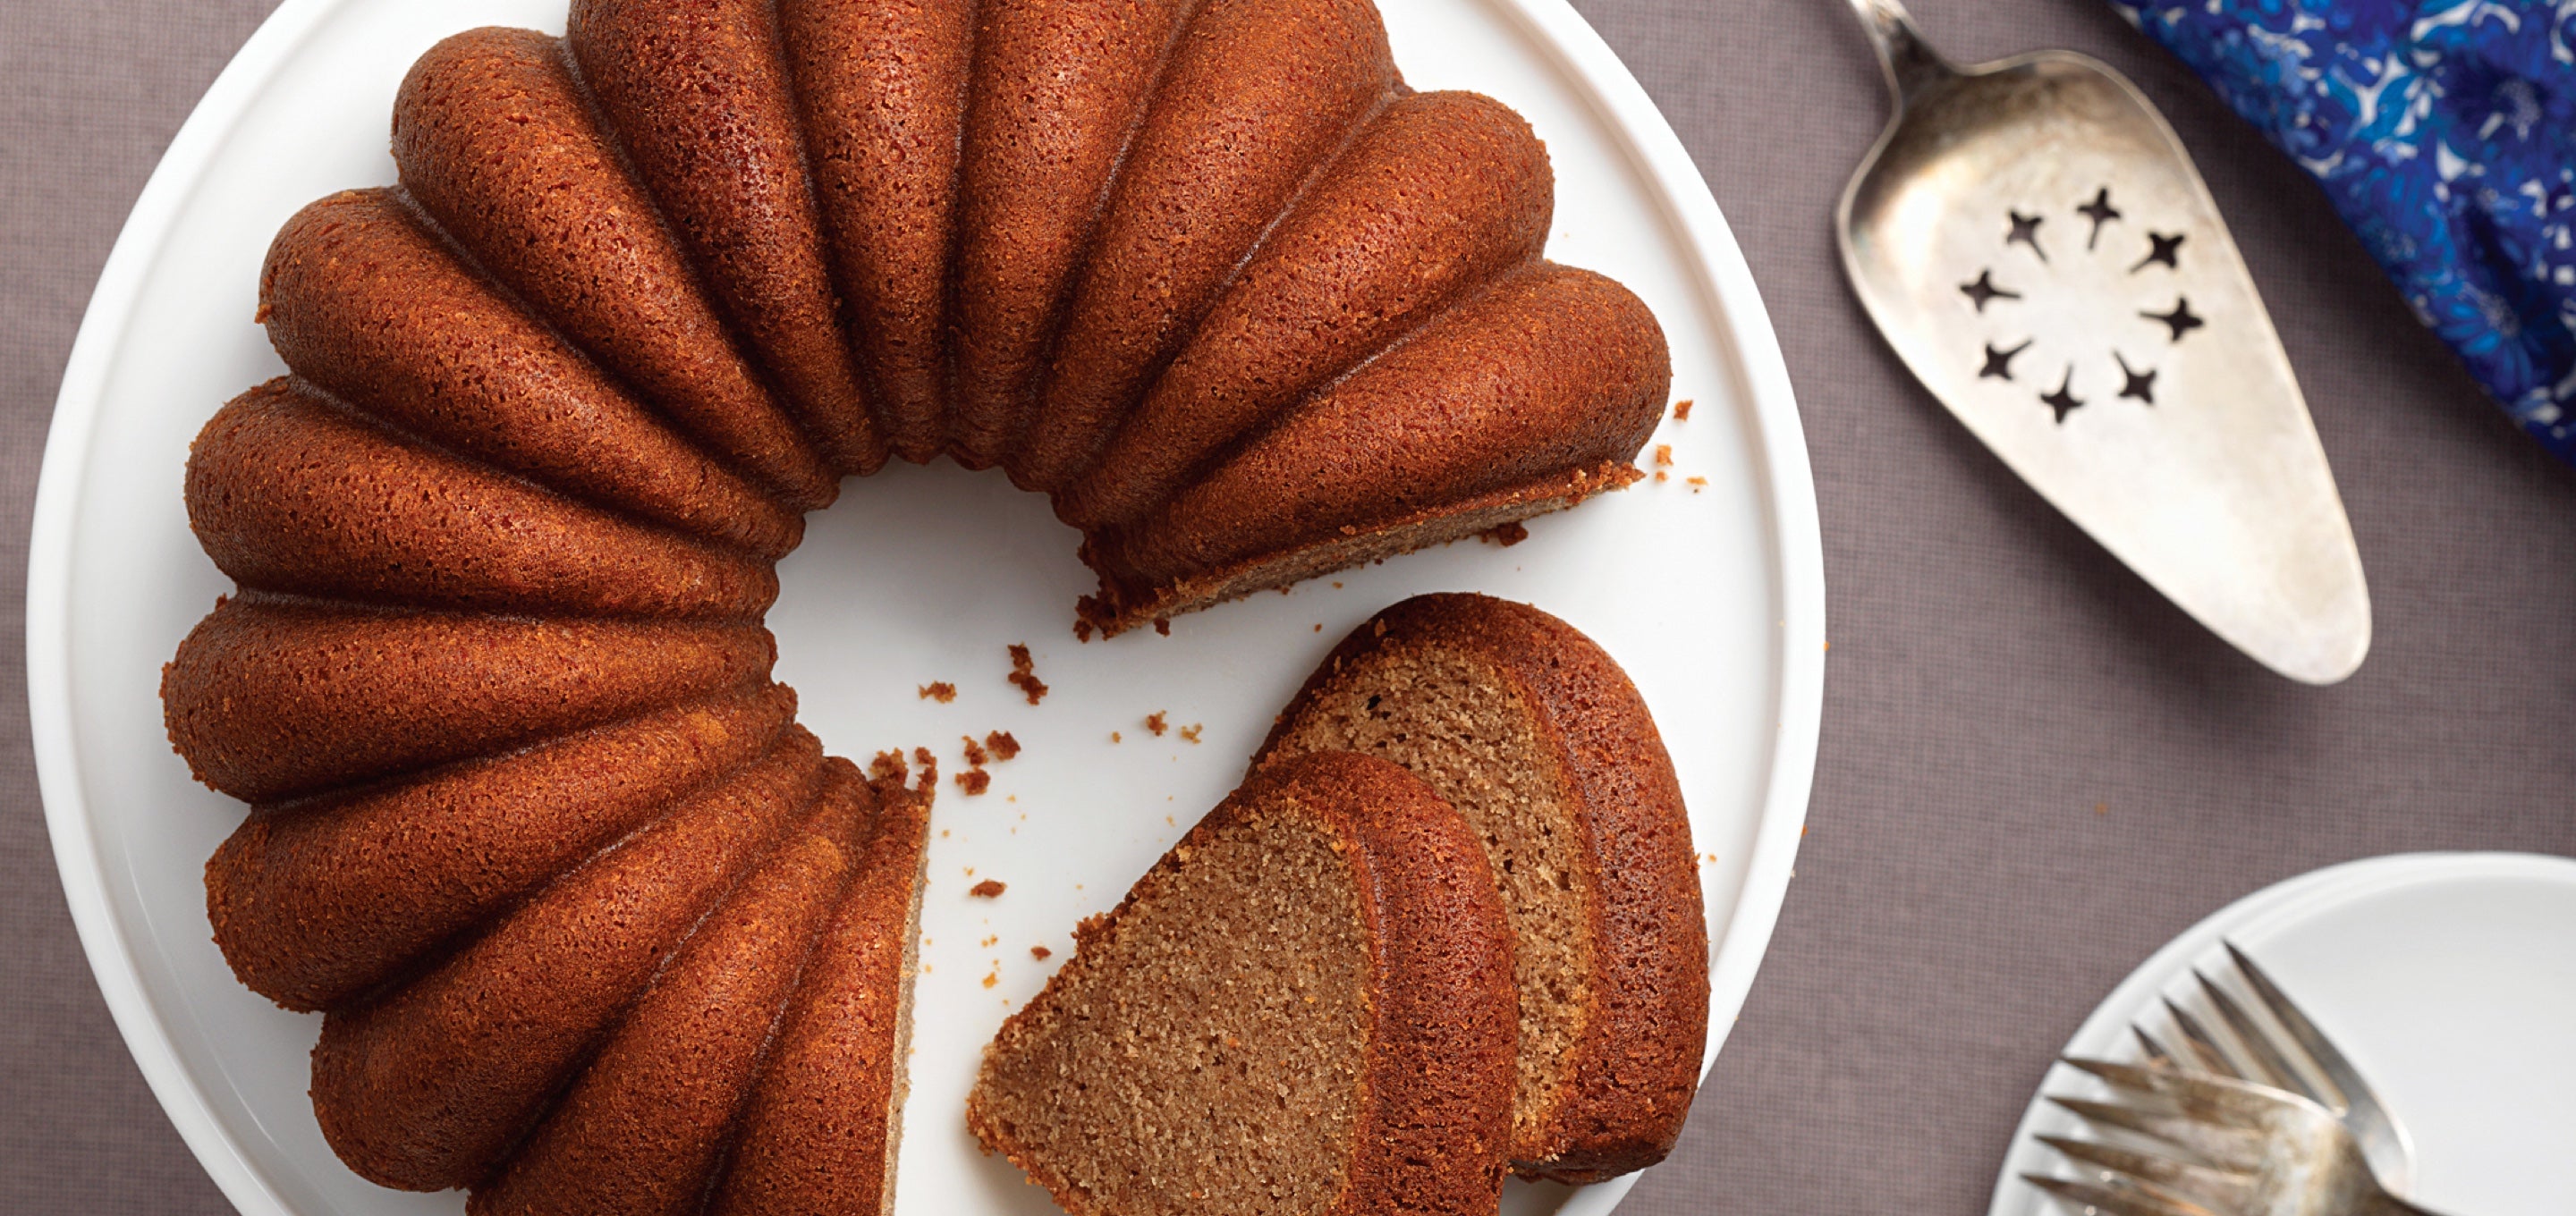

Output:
xmin=28 ymin=1 xmax=1825 ymax=1212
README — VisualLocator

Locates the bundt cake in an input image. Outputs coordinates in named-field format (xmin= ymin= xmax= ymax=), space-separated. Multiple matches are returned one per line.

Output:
xmin=165 ymin=0 xmax=1675 ymax=1205
xmin=1257 ymin=594 xmax=1709 ymax=1183
xmin=966 ymin=752 xmax=1517 ymax=1216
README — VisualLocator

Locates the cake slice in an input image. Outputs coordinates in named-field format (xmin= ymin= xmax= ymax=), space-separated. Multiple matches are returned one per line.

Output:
xmin=208 ymin=682 xmax=797 ymax=1012
xmin=567 ymin=0 xmax=886 ymax=476
xmin=185 ymin=379 xmax=778 ymax=621
xmin=469 ymin=759 xmax=877 ymax=1216
xmin=309 ymin=728 xmax=826 ymax=1191
xmin=1256 ymin=594 xmax=1707 ymax=1182
xmin=258 ymin=190 xmax=801 ymax=558
xmin=968 ymin=751 xmax=1514 ymax=1216
xmin=705 ymin=771 xmax=931 ymax=1216
xmin=163 ymin=597 xmax=776 ymax=803
xmin=1080 ymin=264 xmax=1667 ymax=632
xmin=1008 ymin=0 xmax=1397 ymax=493
xmin=391 ymin=29 xmax=835 ymax=509
xmin=775 ymin=0 xmax=973 ymax=466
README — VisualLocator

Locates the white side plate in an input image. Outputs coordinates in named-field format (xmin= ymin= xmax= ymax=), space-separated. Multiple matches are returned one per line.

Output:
xmin=28 ymin=2 xmax=1825 ymax=1212
xmin=1989 ymin=852 xmax=2576 ymax=1216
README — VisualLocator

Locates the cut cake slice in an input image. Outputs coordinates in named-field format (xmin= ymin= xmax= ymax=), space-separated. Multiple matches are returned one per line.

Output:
xmin=967 ymin=750 xmax=1514 ymax=1216
xmin=1257 ymin=593 xmax=1708 ymax=1182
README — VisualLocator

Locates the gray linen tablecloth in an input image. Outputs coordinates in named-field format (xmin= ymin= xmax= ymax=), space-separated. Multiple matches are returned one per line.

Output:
xmin=5 ymin=2 xmax=2572 ymax=1212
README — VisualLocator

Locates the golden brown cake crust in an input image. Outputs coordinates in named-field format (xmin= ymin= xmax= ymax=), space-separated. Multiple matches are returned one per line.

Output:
xmin=1082 ymin=264 xmax=1668 ymax=624
xmin=1009 ymin=0 xmax=1396 ymax=494
xmin=567 ymin=0 xmax=886 ymax=477
xmin=776 ymin=0 xmax=972 ymax=466
xmin=468 ymin=760 xmax=877 ymax=1216
xmin=209 ymin=682 xmax=798 ymax=1013
xmin=967 ymin=751 xmax=1514 ymax=1216
xmin=946 ymin=0 xmax=1200 ymax=469
xmin=258 ymin=190 xmax=802 ymax=558
xmin=162 ymin=595 xmax=776 ymax=803
xmin=708 ymin=777 xmax=931 ymax=1216
xmin=309 ymin=728 xmax=826 ymax=1192
xmin=1053 ymin=89 xmax=1553 ymax=531
xmin=186 ymin=379 xmax=779 ymax=620
xmin=391 ymin=28 xmax=836 ymax=509
xmin=1258 ymin=594 xmax=1709 ymax=1182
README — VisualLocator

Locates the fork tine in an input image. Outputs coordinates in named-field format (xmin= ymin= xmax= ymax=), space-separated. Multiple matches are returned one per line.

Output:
xmin=2038 ymin=1135 xmax=2255 ymax=1212
xmin=2023 ymin=1173 xmax=2217 ymax=1216
xmin=2132 ymin=1023 xmax=2177 ymax=1068
xmin=2159 ymin=998 xmax=2240 ymax=1077
xmin=2194 ymin=968 xmax=2324 ymax=1102
xmin=2223 ymin=942 xmax=2367 ymax=1115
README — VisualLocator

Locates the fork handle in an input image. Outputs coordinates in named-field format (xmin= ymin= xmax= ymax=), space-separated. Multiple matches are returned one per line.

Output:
xmin=1836 ymin=0 xmax=1956 ymax=106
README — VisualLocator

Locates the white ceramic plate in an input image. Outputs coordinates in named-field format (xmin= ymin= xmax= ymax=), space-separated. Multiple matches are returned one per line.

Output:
xmin=1988 ymin=852 xmax=2576 ymax=1216
xmin=30 ymin=2 xmax=1824 ymax=1212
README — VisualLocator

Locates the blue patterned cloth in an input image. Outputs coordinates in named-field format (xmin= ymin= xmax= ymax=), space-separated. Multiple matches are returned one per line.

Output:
xmin=2109 ymin=1 xmax=2576 ymax=460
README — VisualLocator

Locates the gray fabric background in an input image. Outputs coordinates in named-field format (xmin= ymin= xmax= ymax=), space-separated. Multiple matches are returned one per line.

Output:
xmin=4 ymin=1 xmax=2570 ymax=1212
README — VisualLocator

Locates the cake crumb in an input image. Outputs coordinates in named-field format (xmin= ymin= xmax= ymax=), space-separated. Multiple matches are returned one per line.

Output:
xmin=1145 ymin=712 xmax=1168 ymax=737
xmin=955 ymin=768 xmax=991 ymax=796
xmin=1179 ymin=723 xmax=1202 ymax=744
xmin=1674 ymin=398 xmax=1694 ymax=420
xmin=969 ymin=879 xmax=1007 ymax=899
xmin=1331 ymin=581 xmax=1343 ymax=588
xmin=1478 ymin=521 xmax=1529 ymax=547
xmin=1005 ymin=644 xmax=1048 ymax=705
xmin=1111 ymin=730 xmax=1122 ymax=743
xmin=986 ymin=730 xmax=1021 ymax=761
xmin=962 ymin=734 xmax=989 ymax=766
xmin=980 ymin=935 xmax=998 ymax=949
xmin=981 ymin=969 xmax=999 ymax=989
xmin=1072 ymin=620 xmax=1095 ymax=643
xmin=1030 ymin=945 xmax=1052 ymax=960
xmin=918 ymin=681 xmax=956 ymax=703
xmin=910 ymin=747 xmax=938 ymax=790
xmin=1654 ymin=470 xmax=1669 ymax=483
xmin=1314 ymin=623 xmax=1324 ymax=632
xmin=869 ymin=749 xmax=909 ymax=785
xmin=1654 ymin=443 xmax=1674 ymax=466
xmin=1153 ymin=618 xmax=1171 ymax=636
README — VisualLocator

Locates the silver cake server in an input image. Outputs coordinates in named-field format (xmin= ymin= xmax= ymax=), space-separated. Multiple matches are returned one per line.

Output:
xmin=1833 ymin=0 xmax=2370 ymax=684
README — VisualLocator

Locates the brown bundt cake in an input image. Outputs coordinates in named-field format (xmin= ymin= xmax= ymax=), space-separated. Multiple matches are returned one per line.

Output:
xmin=165 ymin=0 xmax=1679 ymax=1206
xmin=966 ymin=752 xmax=1517 ymax=1216
xmin=1256 ymin=594 xmax=1709 ymax=1183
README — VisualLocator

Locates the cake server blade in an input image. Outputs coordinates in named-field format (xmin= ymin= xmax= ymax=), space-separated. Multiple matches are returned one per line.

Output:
xmin=1832 ymin=0 xmax=2369 ymax=684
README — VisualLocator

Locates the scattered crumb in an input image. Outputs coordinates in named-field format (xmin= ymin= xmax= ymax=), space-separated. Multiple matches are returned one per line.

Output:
xmin=1674 ymin=398 xmax=1694 ymax=420
xmin=939 ymin=829 xmax=950 ymax=839
xmin=1153 ymin=618 xmax=1171 ymax=637
xmin=1331 ymin=581 xmax=1343 ymax=588
xmin=969 ymin=879 xmax=1007 ymax=899
xmin=1145 ymin=712 xmax=1168 ymax=737
xmin=986 ymin=730 xmax=1021 ymax=761
xmin=1687 ymin=475 xmax=1707 ymax=494
xmin=982 ymin=969 xmax=999 ymax=990
xmin=980 ymin=935 xmax=998 ymax=949
xmin=1179 ymin=723 xmax=1202 ymax=744
xmin=1479 ymin=521 xmax=1529 ymax=547
xmin=955 ymin=769 xmax=991 ymax=796
xmin=1111 ymin=730 xmax=1123 ymax=744
xmin=1654 ymin=443 xmax=1675 ymax=467
xmin=962 ymin=734 xmax=989 ymax=766
xmin=1165 ymin=815 xmax=1175 ymax=826
xmin=1654 ymin=470 xmax=1669 ymax=483
xmin=1030 ymin=945 xmax=1052 ymax=961
xmin=1314 ymin=623 xmax=1324 ymax=632
xmin=911 ymin=747 xmax=938 ymax=790
xmin=918 ymin=681 xmax=956 ymax=704
xmin=1006 ymin=644 xmax=1048 ymax=705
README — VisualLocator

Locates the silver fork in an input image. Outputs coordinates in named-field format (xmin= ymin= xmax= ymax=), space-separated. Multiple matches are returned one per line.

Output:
xmin=2130 ymin=942 xmax=2417 ymax=1195
xmin=2029 ymin=1060 xmax=2448 ymax=1216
